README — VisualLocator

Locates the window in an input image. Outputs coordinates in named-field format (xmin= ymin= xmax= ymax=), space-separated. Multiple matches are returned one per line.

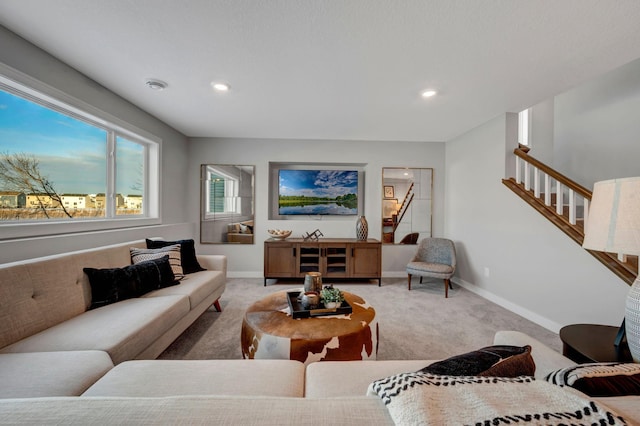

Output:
xmin=0 ymin=70 xmax=160 ymax=239
xmin=518 ymin=108 xmax=530 ymax=146
xmin=204 ymin=166 xmax=240 ymax=218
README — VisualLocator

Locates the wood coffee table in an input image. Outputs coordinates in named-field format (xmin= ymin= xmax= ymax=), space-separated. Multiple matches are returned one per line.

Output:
xmin=241 ymin=290 xmax=378 ymax=365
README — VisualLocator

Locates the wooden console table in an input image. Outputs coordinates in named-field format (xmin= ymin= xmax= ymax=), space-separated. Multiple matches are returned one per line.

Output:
xmin=264 ymin=238 xmax=381 ymax=286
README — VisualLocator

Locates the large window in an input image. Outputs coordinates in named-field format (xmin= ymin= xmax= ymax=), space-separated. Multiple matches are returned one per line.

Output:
xmin=0 ymin=72 xmax=160 ymax=238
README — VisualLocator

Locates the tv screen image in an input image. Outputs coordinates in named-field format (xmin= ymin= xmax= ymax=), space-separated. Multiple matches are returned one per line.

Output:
xmin=278 ymin=169 xmax=358 ymax=215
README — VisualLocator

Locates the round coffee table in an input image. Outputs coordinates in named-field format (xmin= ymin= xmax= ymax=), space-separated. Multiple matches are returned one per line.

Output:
xmin=241 ymin=290 xmax=377 ymax=365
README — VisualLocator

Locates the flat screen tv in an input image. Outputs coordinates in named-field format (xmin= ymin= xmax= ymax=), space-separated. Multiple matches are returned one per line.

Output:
xmin=278 ymin=169 xmax=359 ymax=215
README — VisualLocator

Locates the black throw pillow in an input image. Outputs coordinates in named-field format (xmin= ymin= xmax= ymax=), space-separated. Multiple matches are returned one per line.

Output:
xmin=419 ymin=345 xmax=535 ymax=377
xmin=146 ymin=238 xmax=205 ymax=274
xmin=84 ymin=255 xmax=177 ymax=309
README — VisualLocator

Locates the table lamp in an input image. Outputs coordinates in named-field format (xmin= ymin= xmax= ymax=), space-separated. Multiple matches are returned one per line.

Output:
xmin=582 ymin=177 xmax=640 ymax=361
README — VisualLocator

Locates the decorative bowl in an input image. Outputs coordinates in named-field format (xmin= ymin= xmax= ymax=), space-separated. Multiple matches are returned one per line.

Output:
xmin=268 ymin=229 xmax=292 ymax=240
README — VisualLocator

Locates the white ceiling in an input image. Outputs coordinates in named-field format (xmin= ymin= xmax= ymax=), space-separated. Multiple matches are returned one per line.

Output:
xmin=1 ymin=0 xmax=640 ymax=142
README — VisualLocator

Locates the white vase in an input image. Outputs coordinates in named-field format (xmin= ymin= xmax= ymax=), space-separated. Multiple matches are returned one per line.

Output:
xmin=625 ymin=277 xmax=640 ymax=362
xmin=356 ymin=215 xmax=368 ymax=241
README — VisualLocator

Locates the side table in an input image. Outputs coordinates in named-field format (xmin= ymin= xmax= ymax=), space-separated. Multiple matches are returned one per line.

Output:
xmin=559 ymin=323 xmax=632 ymax=364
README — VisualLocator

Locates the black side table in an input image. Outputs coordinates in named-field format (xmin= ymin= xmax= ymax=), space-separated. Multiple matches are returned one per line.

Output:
xmin=559 ymin=324 xmax=632 ymax=364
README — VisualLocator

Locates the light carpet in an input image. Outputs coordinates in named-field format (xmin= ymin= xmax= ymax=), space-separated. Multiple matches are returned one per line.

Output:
xmin=159 ymin=277 xmax=562 ymax=361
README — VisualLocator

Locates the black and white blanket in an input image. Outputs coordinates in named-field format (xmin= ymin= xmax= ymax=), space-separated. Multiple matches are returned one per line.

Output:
xmin=368 ymin=372 xmax=628 ymax=425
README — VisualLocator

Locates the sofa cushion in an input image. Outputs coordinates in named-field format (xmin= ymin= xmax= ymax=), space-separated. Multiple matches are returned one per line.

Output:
xmin=146 ymin=238 xmax=205 ymax=274
xmin=84 ymin=256 xmax=176 ymax=309
xmin=0 ymin=396 xmax=395 ymax=425
xmin=143 ymin=270 xmax=224 ymax=310
xmin=0 ymin=296 xmax=190 ymax=365
xmin=546 ymin=362 xmax=640 ymax=397
xmin=0 ymin=351 xmax=113 ymax=398
xmin=418 ymin=345 xmax=535 ymax=377
xmin=83 ymin=359 xmax=305 ymax=397
xmin=130 ymin=245 xmax=184 ymax=279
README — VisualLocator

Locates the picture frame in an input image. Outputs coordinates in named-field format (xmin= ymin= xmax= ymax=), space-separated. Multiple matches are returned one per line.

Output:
xmin=384 ymin=185 xmax=394 ymax=198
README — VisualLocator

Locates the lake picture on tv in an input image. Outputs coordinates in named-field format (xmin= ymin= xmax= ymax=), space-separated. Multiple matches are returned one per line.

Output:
xmin=278 ymin=170 xmax=358 ymax=215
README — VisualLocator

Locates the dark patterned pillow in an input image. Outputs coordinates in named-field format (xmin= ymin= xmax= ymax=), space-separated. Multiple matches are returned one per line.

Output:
xmin=131 ymin=244 xmax=184 ymax=279
xmin=419 ymin=345 xmax=535 ymax=377
xmin=84 ymin=255 xmax=176 ymax=309
xmin=146 ymin=238 xmax=205 ymax=274
xmin=545 ymin=362 xmax=640 ymax=397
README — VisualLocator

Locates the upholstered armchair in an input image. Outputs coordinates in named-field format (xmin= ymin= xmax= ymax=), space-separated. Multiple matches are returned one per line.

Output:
xmin=406 ymin=238 xmax=456 ymax=297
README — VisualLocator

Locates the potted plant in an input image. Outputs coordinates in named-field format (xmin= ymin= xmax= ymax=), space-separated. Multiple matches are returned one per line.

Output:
xmin=320 ymin=286 xmax=344 ymax=309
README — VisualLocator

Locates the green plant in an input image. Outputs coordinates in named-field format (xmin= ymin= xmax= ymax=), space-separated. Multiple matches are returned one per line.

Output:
xmin=320 ymin=286 xmax=344 ymax=303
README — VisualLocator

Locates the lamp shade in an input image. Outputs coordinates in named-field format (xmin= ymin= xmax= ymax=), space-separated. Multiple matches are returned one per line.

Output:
xmin=582 ymin=177 xmax=640 ymax=256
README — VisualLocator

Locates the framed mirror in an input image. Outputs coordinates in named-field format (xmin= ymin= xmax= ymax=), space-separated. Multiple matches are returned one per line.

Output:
xmin=381 ymin=167 xmax=433 ymax=244
xmin=200 ymin=164 xmax=255 ymax=244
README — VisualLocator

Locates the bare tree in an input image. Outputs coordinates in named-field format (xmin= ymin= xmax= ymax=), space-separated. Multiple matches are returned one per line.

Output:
xmin=0 ymin=152 xmax=74 ymax=218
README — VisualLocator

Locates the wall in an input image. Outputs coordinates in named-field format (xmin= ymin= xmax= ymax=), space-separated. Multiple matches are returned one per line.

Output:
xmin=189 ymin=138 xmax=445 ymax=276
xmin=553 ymin=57 xmax=640 ymax=187
xmin=444 ymin=113 xmax=630 ymax=332
xmin=0 ymin=26 xmax=192 ymax=263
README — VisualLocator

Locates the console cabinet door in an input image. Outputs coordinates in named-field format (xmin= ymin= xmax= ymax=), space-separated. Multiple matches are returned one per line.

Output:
xmin=349 ymin=243 xmax=381 ymax=278
xmin=321 ymin=243 xmax=349 ymax=278
xmin=264 ymin=242 xmax=297 ymax=278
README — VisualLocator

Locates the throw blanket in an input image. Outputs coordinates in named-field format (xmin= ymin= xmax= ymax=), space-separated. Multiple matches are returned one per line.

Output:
xmin=368 ymin=372 xmax=628 ymax=425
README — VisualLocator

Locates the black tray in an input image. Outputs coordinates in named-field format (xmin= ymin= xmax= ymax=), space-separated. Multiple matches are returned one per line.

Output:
xmin=287 ymin=291 xmax=352 ymax=318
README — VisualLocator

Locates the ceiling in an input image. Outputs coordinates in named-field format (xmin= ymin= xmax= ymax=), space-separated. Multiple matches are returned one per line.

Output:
xmin=1 ymin=0 xmax=640 ymax=142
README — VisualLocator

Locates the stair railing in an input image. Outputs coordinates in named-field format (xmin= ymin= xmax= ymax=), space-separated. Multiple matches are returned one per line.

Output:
xmin=503 ymin=145 xmax=637 ymax=285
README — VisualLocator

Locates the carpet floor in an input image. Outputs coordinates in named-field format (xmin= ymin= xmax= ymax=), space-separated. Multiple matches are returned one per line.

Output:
xmin=159 ymin=277 xmax=562 ymax=361
xmin=159 ymin=278 xmax=562 ymax=360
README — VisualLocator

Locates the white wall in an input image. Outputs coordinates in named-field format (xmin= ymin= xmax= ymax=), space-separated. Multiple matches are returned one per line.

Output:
xmin=188 ymin=138 xmax=445 ymax=276
xmin=0 ymin=26 xmax=193 ymax=263
xmin=553 ymin=57 xmax=640 ymax=187
xmin=444 ymin=113 xmax=630 ymax=332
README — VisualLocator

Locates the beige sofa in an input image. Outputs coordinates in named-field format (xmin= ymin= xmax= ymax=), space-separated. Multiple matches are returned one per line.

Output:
xmin=1 ymin=331 xmax=639 ymax=424
xmin=0 ymin=239 xmax=226 ymax=398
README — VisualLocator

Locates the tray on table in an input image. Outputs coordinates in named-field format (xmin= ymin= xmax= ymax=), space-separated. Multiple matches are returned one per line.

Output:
xmin=286 ymin=291 xmax=352 ymax=319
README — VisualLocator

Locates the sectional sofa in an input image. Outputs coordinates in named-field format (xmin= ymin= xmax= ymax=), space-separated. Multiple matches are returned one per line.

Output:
xmin=0 ymin=238 xmax=226 ymax=397
xmin=1 ymin=240 xmax=639 ymax=424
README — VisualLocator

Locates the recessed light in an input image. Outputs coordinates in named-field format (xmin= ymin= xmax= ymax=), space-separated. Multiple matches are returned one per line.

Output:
xmin=211 ymin=82 xmax=230 ymax=92
xmin=145 ymin=79 xmax=167 ymax=91
xmin=421 ymin=90 xmax=437 ymax=98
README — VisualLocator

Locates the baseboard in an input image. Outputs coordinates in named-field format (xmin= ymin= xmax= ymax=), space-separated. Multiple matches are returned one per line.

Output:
xmin=451 ymin=277 xmax=562 ymax=334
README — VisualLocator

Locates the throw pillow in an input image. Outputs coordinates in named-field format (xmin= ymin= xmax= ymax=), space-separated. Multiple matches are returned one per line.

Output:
xmin=419 ymin=345 xmax=535 ymax=377
xmin=545 ymin=362 xmax=640 ymax=397
xmin=83 ymin=256 xmax=176 ymax=309
xmin=145 ymin=238 xmax=205 ymax=274
xmin=131 ymin=244 xmax=184 ymax=279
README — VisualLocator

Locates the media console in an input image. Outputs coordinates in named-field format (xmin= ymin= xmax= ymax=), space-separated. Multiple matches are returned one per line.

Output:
xmin=264 ymin=238 xmax=381 ymax=286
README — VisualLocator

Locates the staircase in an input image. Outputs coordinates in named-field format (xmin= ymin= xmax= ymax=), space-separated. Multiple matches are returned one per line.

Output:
xmin=502 ymin=145 xmax=638 ymax=286
xmin=393 ymin=182 xmax=414 ymax=232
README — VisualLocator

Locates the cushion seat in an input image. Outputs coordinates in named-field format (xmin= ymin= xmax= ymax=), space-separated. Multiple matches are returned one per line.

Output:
xmin=406 ymin=261 xmax=453 ymax=277
xmin=143 ymin=270 xmax=224 ymax=310
xmin=83 ymin=359 xmax=305 ymax=398
xmin=0 ymin=351 xmax=113 ymax=398
xmin=0 ymin=296 xmax=190 ymax=364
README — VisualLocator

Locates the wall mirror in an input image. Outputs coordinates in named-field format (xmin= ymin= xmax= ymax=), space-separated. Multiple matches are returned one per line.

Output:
xmin=381 ymin=167 xmax=433 ymax=244
xmin=200 ymin=164 xmax=255 ymax=244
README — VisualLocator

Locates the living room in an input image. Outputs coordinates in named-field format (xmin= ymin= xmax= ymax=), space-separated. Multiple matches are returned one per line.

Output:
xmin=2 ymin=2 xmax=640 ymax=422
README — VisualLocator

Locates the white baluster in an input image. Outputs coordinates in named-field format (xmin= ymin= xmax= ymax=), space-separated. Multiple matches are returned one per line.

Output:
xmin=556 ymin=182 xmax=563 ymax=215
xmin=544 ymin=175 xmax=551 ymax=206
xmin=569 ymin=189 xmax=576 ymax=225
xmin=524 ymin=162 xmax=530 ymax=191
xmin=516 ymin=157 xmax=521 ymax=184
xmin=534 ymin=167 xmax=540 ymax=198
xmin=583 ymin=198 xmax=589 ymax=229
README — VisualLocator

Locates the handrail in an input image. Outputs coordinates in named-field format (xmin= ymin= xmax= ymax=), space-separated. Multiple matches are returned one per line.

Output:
xmin=513 ymin=148 xmax=591 ymax=199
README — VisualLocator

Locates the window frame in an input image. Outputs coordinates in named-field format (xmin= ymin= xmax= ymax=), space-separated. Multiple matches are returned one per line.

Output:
xmin=0 ymin=65 xmax=161 ymax=241
xmin=204 ymin=166 xmax=241 ymax=220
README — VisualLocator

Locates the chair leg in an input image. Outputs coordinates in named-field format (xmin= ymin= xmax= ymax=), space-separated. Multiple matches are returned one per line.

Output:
xmin=407 ymin=274 xmax=412 ymax=290
xmin=444 ymin=279 xmax=450 ymax=298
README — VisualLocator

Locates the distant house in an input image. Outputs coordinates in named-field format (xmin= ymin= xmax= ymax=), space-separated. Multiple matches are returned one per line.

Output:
xmin=26 ymin=194 xmax=62 ymax=209
xmin=124 ymin=195 xmax=143 ymax=209
xmin=0 ymin=192 xmax=26 ymax=208
xmin=94 ymin=193 xmax=125 ymax=209
xmin=60 ymin=194 xmax=92 ymax=210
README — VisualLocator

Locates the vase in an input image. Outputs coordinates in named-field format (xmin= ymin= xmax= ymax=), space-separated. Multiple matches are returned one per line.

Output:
xmin=304 ymin=272 xmax=323 ymax=293
xmin=356 ymin=215 xmax=368 ymax=241
xmin=625 ymin=277 xmax=640 ymax=362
